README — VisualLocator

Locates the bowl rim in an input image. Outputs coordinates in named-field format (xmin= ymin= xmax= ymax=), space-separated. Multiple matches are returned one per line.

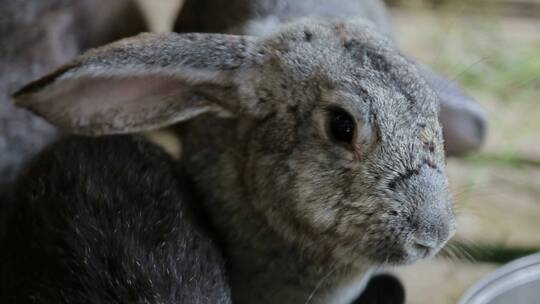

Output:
xmin=458 ymin=253 xmax=540 ymax=304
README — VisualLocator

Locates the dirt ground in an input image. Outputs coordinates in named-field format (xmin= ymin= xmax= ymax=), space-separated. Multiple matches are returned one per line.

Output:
xmin=137 ymin=1 xmax=540 ymax=303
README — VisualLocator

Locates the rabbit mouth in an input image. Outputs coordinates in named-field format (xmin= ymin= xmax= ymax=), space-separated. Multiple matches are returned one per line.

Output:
xmin=363 ymin=230 xmax=451 ymax=265
xmin=363 ymin=243 xmax=434 ymax=265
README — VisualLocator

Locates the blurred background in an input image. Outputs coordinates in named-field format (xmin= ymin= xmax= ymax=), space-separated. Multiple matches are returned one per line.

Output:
xmin=135 ymin=0 xmax=540 ymax=303
xmin=388 ymin=1 xmax=540 ymax=303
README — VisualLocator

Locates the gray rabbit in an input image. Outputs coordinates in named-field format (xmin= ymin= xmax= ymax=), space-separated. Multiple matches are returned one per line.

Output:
xmin=174 ymin=0 xmax=487 ymax=157
xmin=0 ymin=0 xmax=147 ymax=202
xmin=14 ymin=16 xmax=456 ymax=304
xmin=0 ymin=135 xmax=231 ymax=304
xmin=0 ymin=134 xmax=405 ymax=304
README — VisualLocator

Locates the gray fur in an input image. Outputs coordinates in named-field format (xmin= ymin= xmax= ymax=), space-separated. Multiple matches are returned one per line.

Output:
xmin=0 ymin=135 xmax=231 ymax=304
xmin=13 ymin=19 xmax=456 ymax=303
xmin=0 ymin=0 xmax=147 ymax=200
xmin=175 ymin=0 xmax=486 ymax=157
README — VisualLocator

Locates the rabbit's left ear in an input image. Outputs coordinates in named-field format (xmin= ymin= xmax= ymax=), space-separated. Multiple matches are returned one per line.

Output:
xmin=13 ymin=33 xmax=261 ymax=135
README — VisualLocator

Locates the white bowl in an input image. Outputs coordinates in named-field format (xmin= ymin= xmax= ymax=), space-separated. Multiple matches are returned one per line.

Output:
xmin=459 ymin=253 xmax=540 ymax=304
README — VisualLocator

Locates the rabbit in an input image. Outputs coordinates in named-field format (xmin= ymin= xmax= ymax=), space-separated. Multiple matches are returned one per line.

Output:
xmin=0 ymin=0 xmax=147 ymax=203
xmin=0 ymin=135 xmax=232 ymax=304
xmin=0 ymin=131 xmax=404 ymax=304
xmin=173 ymin=0 xmax=487 ymax=157
xmin=13 ymin=19 xmax=456 ymax=303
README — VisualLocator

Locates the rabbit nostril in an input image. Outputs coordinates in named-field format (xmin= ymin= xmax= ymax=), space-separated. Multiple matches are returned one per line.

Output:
xmin=410 ymin=238 xmax=437 ymax=258
xmin=413 ymin=242 xmax=431 ymax=252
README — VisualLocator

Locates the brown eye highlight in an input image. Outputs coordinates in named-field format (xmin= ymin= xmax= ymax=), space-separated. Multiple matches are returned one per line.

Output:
xmin=327 ymin=107 xmax=356 ymax=144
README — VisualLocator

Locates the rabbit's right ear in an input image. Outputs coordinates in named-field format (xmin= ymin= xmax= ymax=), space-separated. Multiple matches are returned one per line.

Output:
xmin=13 ymin=33 xmax=261 ymax=135
xmin=415 ymin=63 xmax=486 ymax=156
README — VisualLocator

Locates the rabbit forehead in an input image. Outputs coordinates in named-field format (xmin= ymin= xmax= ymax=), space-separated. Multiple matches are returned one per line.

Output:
xmin=253 ymin=21 xmax=447 ymax=182
xmin=259 ymin=20 xmax=439 ymax=116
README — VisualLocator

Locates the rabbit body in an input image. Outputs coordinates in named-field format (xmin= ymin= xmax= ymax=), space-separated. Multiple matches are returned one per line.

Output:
xmin=0 ymin=135 xmax=231 ymax=304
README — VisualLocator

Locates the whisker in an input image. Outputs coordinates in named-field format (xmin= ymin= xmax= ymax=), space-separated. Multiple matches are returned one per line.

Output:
xmin=303 ymin=260 xmax=339 ymax=304
xmin=447 ymin=55 xmax=496 ymax=84
xmin=455 ymin=243 xmax=476 ymax=263
xmin=440 ymin=243 xmax=458 ymax=262
xmin=453 ymin=238 xmax=480 ymax=263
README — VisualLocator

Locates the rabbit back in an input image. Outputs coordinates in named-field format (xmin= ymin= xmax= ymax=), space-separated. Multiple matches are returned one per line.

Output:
xmin=0 ymin=135 xmax=231 ymax=304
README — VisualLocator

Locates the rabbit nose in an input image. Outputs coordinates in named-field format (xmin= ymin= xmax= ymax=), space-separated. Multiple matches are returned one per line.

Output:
xmin=407 ymin=206 xmax=456 ymax=259
xmin=409 ymin=238 xmax=437 ymax=259
xmin=400 ymin=166 xmax=456 ymax=258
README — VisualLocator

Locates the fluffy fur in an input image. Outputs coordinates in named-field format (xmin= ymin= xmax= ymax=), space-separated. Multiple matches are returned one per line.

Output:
xmin=0 ymin=135 xmax=231 ymax=304
xmin=179 ymin=22 xmax=455 ymax=303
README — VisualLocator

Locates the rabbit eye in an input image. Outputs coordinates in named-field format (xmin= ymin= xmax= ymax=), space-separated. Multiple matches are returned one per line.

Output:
xmin=327 ymin=107 xmax=355 ymax=144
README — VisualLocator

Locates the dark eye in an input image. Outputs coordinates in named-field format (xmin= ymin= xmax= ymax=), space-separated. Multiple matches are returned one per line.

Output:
xmin=328 ymin=107 xmax=356 ymax=144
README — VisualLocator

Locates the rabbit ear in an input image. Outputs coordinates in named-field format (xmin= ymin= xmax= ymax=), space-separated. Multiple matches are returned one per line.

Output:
xmin=415 ymin=63 xmax=486 ymax=156
xmin=13 ymin=33 xmax=260 ymax=135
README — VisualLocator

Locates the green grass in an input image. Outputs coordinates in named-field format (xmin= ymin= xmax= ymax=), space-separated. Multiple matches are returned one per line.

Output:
xmin=438 ymin=43 xmax=540 ymax=102
xmin=427 ymin=12 xmax=540 ymax=163
xmin=442 ymin=240 xmax=540 ymax=264
xmin=463 ymin=153 xmax=540 ymax=168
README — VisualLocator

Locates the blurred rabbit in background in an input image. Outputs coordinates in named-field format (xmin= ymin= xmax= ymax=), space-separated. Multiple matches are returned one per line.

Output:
xmin=0 ymin=0 xmax=147 ymax=204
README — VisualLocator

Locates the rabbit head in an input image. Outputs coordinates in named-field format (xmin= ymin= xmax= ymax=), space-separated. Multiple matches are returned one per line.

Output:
xmin=14 ymin=20 xmax=455 ymax=266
